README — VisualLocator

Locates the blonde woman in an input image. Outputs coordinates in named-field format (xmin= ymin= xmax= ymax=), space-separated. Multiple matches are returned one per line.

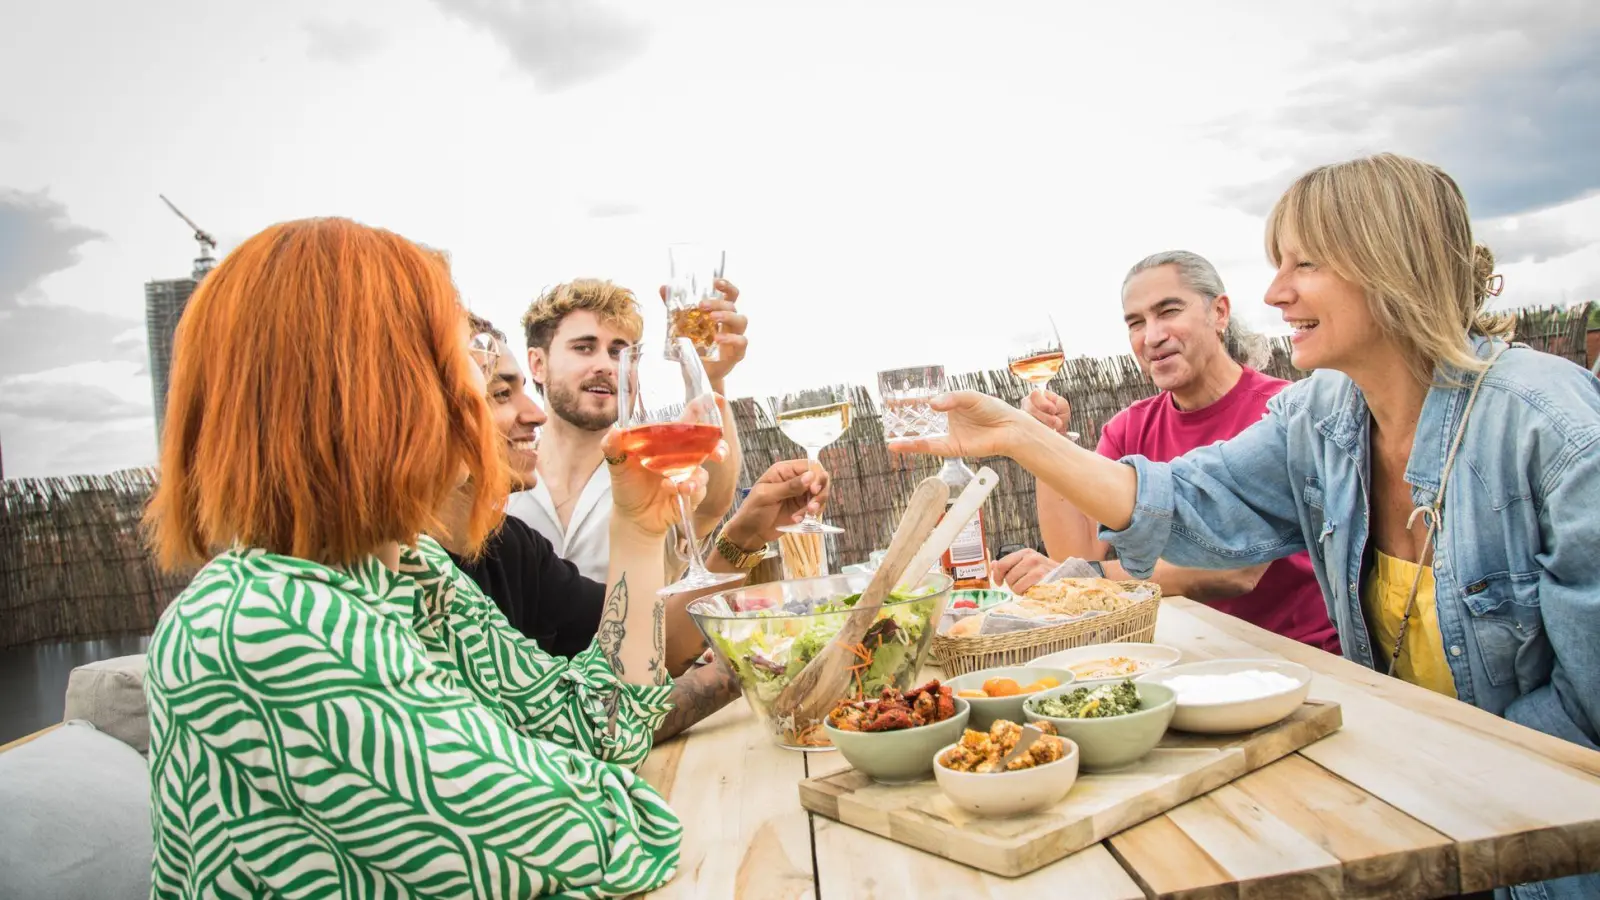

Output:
xmin=892 ymin=153 xmax=1600 ymax=898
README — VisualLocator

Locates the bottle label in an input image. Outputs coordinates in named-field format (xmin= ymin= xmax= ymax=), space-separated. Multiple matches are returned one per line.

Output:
xmin=946 ymin=508 xmax=988 ymax=581
xmin=948 ymin=515 xmax=985 ymax=564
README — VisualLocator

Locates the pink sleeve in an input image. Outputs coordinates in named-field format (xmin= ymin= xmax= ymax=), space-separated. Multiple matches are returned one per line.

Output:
xmin=1096 ymin=413 xmax=1127 ymax=460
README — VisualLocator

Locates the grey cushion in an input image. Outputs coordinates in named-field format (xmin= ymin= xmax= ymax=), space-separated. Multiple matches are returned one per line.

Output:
xmin=0 ymin=720 xmax=151 ymax=900
xmin=63 ymin=654 xmax=148 ymax=753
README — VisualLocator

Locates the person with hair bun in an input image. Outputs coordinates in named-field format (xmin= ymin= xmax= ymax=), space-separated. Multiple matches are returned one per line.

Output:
xmin=143 ymin=218 xmax=693 ymax=898
xmin=892 ymin=154 xmax=1600 ymax=898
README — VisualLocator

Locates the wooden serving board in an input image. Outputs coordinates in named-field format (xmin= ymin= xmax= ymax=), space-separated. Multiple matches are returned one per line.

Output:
xmin=797 ymin=699 xmax=1342 ymax=878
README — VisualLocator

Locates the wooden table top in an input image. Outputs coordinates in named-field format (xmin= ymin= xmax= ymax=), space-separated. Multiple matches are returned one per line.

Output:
xmin=637 ymin=597 xmax=1600 ymax=899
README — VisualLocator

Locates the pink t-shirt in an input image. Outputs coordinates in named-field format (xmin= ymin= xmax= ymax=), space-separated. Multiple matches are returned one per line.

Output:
xmin=1099 ymin=367 xmax=1341 ymax=654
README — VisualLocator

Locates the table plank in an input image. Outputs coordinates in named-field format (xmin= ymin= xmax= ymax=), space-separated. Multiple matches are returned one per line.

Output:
xmin=640 ymin=702 xmax=816 ymax=899
xmin=1156 ymin=599 xmax=1600 ymax=892
xmin=1111 ymin=754 xmax=1457 ymax=899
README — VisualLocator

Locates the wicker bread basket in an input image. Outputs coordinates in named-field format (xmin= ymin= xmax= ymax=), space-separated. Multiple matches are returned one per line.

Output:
xmin=930 ymin=580 xmax=1162 ymax=677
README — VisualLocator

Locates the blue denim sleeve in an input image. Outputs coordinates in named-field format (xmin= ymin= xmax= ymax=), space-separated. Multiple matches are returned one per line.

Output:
xmin=1504 ymin=442 xmax=1600 ymax=751
xmin=1098 ymin=395 xmax=1307 ymax=579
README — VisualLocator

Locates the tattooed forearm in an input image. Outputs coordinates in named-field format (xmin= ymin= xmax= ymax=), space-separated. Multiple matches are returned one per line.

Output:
xmin=596 ymin=574 xmax=629 ymax=676
xmin=647 ymin=600 xmax=668 ymax=686
xmin=653 ymin=660 xmax=743 ymax=743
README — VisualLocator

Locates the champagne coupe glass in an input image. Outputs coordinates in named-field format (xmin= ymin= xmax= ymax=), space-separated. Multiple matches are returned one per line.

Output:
xmin=774 ymin=386 xmax=851 ymax=535
xmin=617 ymin=337 xmax=742 ymax=595
xmin=1006 ymin=314 xmax=1079 ymax=441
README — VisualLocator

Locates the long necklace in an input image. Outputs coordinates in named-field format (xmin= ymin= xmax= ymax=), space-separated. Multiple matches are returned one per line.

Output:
xmin=1385 ymin=345 xmax=1508 ymax=675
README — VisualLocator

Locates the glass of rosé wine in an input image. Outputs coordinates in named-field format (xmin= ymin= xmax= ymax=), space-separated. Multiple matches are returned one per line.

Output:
xmin=1006 ymin=314 xmax=1079 ymax=441
xmin=617 ymin=337 xmax=743 ymax=595
xmin=1006 ymin=314 xmax=1066 ymax=393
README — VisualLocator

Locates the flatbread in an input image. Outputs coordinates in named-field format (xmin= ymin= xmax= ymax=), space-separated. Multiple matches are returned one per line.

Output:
xmin=1017 ymin=577 xmax=1140 ymax=617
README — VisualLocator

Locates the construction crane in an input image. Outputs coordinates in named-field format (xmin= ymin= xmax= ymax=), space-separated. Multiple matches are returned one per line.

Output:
xmin=159 ymin=194 xmax=217 ymax=279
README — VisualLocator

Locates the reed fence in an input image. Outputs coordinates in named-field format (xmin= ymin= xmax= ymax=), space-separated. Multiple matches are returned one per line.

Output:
xmin=0 ymin=469 xmax=191 ymax=648
xmin=0 ymin=302 xmax=1592 ymax=646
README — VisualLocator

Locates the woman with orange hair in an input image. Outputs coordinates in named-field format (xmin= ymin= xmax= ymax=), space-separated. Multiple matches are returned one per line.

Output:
xmin=143 ymin=217 xmax=700 ymax=898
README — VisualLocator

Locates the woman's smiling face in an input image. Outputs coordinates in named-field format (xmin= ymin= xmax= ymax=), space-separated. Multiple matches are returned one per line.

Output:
xmin=1264 ymin=225 xmax=1384 ymax=374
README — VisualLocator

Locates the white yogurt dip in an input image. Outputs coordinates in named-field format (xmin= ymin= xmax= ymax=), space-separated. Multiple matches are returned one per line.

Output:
xmin=1160 ymin=669 xmax=1301 ymax=704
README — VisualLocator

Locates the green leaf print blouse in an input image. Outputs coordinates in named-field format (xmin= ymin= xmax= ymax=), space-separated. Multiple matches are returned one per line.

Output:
xmin=145 ymin=536 xmax=681 ymax=899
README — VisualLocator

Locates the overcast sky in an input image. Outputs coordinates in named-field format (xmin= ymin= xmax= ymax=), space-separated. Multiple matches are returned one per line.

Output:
xmin=2 ymin=0 xmax=1597 ymax=478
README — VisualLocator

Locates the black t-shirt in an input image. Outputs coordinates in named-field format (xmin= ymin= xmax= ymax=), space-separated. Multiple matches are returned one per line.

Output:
xmin=447 ymin=516 xmax=606 ymax=659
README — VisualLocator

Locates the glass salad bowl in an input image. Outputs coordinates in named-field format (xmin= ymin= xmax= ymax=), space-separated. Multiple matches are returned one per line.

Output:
xmin=688 ymin=570 xmax=953 ymax=751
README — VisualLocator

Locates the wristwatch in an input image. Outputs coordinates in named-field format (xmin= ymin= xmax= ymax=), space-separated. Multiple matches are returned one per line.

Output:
xmin=714 ymin=531 xmax=767 ymax=570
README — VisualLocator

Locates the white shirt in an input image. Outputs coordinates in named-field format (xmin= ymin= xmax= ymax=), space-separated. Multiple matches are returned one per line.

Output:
xmin=506 ymin=464 xmax=614 ymax=583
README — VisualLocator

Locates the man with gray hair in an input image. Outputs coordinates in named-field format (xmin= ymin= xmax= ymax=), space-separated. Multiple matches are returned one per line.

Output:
xmin=995 ymin=250 xmax=1341 ymax=654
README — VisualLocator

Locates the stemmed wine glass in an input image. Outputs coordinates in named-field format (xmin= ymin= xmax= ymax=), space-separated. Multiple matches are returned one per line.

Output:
xmin=1006 ymin=314 xmax=1065 ymax=393
xmin=617 ymin=337 xmax=743 ymax=595
xmin=774 ymin=386 xmax=851 ymax=535
xmin=1006 ymin=314 xmax=1079 ymax=441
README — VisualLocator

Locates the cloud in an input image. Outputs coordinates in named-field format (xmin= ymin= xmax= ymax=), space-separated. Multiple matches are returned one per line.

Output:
xmin=302 ymin=18 xmax=385 ymax=63
xmin=1475 ymin=215 xmax=1594 ymax=265
xmin=0 ymin=303 xmax=146 ymax=378
xmin=1214 ymin=3 xmax=1600 ymax=218
xmin=0 ymin=376 xmax=152 ymax=424
xmin=0 ymin=119 xmax=19 ymax=142
xmin=428 ymin=0 xmax=650 ymax=90
xmin=0 ymin=415 xmax=156 ymax=478
xmin=587 ymin=200 xmax=642 ymax=218
xmin=0 ymin=188 xmax=140 ymax=381
xmin=0 ymin=187 xmax=105 ymax=310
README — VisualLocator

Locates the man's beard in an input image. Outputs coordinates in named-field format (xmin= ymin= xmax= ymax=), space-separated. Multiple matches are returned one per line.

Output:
xmin=546 ymin=378 xmax=617 ymax=432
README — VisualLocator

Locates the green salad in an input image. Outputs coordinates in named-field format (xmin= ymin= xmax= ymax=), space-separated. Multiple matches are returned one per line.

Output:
xmin=706 ymin=587 xmax=940 ymax=744
xmin=1033 ymin=680 xmax=1141 ymax=719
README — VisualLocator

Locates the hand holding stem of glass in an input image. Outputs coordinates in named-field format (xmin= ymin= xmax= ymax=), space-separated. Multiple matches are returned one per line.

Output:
xmin=617 ymin=338 xmax=742 ymax=595
xmin=774 ymin=387 xmax=851 ymax=535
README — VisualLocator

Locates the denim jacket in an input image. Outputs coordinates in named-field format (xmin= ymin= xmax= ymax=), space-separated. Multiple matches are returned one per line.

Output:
xmin=1102 ymin=337 xmax=1600 ymax=900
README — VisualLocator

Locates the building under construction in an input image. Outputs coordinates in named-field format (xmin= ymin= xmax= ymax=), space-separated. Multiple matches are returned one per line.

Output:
xmin=144 ymin=196 xmax=215 ymax=447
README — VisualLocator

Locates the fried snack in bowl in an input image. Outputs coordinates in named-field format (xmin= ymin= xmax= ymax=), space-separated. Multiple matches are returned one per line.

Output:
xmin=822 ymin=682 xmax=971 ymax=784
xmin=933 ymin=719 xmax=1079 ymax=817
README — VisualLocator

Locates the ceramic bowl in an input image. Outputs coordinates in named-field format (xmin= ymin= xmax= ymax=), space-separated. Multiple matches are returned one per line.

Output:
xmin=822 ymin=697 xmax=971 ymax=784
xmin=1027 ymin=642 xmax=1184 ymax=686
xmin=943 ymin=667 xmax=1075 ymax=732
xmin=1137 ymin=658 xmax=1312 ymax=734
xmin=932 ymin=736 xmax=1080 ymax=817
xmin=1024 ymin=681 xmax=1176 ymax=771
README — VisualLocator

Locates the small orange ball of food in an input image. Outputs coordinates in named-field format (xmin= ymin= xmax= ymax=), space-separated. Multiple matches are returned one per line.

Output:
xmin=982 ymin=677 xmax=1022 ymax=697
xmin=956 ymin=689 xmax=987 ymax=699
xmin=1035 ymin=676 xmax=1060 ymax=689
